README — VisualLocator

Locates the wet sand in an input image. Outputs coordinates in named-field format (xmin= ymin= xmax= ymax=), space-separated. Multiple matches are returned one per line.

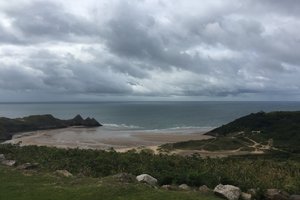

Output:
xmin=4 ymin=126 xmax=212 ymax=151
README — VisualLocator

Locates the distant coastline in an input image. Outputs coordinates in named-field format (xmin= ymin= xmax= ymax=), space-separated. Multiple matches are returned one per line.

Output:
xmin=0 ymin=114 xmax=101 ymax=141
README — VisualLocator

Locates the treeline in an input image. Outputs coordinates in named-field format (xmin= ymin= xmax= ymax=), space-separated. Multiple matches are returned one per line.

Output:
xmin=1 ymin=144 xmax=299 ymax=194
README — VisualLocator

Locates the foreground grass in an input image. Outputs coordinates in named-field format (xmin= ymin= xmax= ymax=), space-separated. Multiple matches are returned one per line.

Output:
xmin=1 ymin=144 xmax=300 ymax=194
xmin=0 ymin=166 xmax=219 ymax=200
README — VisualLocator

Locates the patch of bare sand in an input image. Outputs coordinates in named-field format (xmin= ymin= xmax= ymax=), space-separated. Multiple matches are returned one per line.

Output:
xmin=4 ymin=127 xmax=264 ymax=157
xmin=4 ymin=127 xmax=211 ymax=152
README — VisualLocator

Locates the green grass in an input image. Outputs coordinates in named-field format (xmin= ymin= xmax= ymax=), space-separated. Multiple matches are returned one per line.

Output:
xmin=161 ymin=137 xmax=251 ymax=151
xmin=0 ymin=166 xmax=219 ymax=200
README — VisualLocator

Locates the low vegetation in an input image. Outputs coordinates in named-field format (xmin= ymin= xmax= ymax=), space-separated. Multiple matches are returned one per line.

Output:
xmin=1 ymin=144 xmax=300 ymax=194
xmin=161 ymin=137 xmax=255 ymax=151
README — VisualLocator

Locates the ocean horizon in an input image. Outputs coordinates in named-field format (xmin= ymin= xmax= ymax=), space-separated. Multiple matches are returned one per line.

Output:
xmin=1 ymin=101 xmax=300 ymax=132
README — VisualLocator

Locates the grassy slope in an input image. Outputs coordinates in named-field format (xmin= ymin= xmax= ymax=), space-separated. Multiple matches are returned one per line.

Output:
xmin=0 ymin=166 xmax=219 ymax=200
xmin=162 ymin=111 xmax=300 ymax=153
xmin=208 ymin=111 xmax=300 ymax=152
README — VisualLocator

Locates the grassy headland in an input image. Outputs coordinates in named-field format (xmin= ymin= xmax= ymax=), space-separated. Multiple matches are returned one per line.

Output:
xmin=0 ymin=114 xmax=101 ymax=141
xmin=161 ymin=111 xmax=300 ymax=154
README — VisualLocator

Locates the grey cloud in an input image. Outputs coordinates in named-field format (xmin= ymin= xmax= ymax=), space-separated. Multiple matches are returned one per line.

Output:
xmin=0 ymin=0 xmax=300 ymax=101
xmin=1 ymin=1 xmax=98 ymax=44
xmin=0 ymin=49 xmax=133 ymax=95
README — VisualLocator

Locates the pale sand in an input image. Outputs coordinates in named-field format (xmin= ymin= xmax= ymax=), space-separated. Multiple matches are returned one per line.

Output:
xmin=3 ymin=127 xmax=265 ymax=157
xmin=4 ymin=127 xmax=212 ymax=152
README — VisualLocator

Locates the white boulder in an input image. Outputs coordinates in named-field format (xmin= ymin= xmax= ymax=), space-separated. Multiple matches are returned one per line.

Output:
xmin=55 ymin=170 xmax=73 ymax=177
xmin=214 ymin=184 xmax=241 ymax=200
xmin=179 ymin=184 xmax=191 ymax=190
xmin=241 ymin=192 xmax=252 ymax=200
xmin=1 ymin=160 xmax=16 ymax=167
xmin=136 ymin=174 xmax=157 ymax=186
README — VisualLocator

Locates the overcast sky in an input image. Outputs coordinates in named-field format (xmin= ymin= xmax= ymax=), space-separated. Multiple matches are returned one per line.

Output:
xmin=0 ymin=0 xmax=300 ymax=101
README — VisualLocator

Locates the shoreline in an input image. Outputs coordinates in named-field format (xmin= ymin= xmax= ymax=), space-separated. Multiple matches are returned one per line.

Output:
xmin=3 ymin=126 xmax=213 ymax=152
xmin=2 ymin=126 xmax=268 ymax=157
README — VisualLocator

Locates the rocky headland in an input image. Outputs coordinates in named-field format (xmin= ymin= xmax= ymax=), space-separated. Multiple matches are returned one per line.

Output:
xmin=0 ymin=114 xmax=102 ymax=141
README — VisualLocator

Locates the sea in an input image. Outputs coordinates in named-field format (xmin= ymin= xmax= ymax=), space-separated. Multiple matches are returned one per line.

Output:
xmin=1 ymin=101 xmax=300 ymax=134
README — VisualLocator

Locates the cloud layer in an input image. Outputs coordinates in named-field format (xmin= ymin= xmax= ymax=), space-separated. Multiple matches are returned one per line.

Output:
xmin=1 ymin=0 xmax=300 ymax=101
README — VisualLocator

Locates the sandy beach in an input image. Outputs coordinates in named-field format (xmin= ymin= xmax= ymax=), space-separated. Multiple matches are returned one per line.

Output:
xmin=4 ymin=126 xmax=213 ymax=152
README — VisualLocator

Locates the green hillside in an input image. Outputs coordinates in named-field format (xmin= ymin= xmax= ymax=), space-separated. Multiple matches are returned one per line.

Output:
xmin=207 ymin=111 xmax=300 ymax=153
xmin=161 ymin=111 xmax=300 ymax=154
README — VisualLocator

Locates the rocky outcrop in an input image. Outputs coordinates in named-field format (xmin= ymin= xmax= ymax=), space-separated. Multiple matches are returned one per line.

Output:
xmin=66 ymin=115 xmax=101 ymax=127
xmin=265 ymin=189 xmax=289 ymax=200
xmin=81 ymin=117 xmax=101 ymax=127
xmin=214 ymin=184 xmax=241 ymax=200
xmin=136 ymin=174 xmax=157 ymax=186
xmin=55 ymin=170 xmax=73 ymax=177
xmin=0 ymin=114 xmax=102 ymax=141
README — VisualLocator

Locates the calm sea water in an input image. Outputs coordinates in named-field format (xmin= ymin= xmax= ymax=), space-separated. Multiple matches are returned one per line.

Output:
xmin=1 ymin=101 xmax=300 ymax=131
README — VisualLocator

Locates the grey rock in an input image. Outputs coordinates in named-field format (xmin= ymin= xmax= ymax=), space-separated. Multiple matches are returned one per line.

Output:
xmin=161 ymin=185 xmax=177 ymax=190
xmin=213 ymin=184 xmax=241 ymax=200
xmin=178 ymin=184 xmax=191 ymax=191
xmin=1 ymin=160 xmax=16 ymax=166
xmin=0 ymin=154 xmax=5 ymax=161
xmin=136 ymin=174 xmax=157 ymax=186
xmin=241 ymin=192 xmax=252 ymax=200
xmin=55 ymin=170 xmax=73 ymax=177
xmin=290 ymin=195 xmax=300 ymax=200
xmin=199 ymin=185 xmax=211 ymax=193
xmin=112 ymin=173 xmax=136 ymax=183
xmin=17 ymin=162 xmax=39 ymax=170
xmin=265 ymin=189 xmax=289 ymax=200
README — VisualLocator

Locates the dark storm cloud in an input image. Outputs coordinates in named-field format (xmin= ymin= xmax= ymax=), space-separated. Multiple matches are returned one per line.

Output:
xmin=0 ymin=0 xmax=300 ymax=101
xmin=1 ymin=1 xmax=98 ymax=44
